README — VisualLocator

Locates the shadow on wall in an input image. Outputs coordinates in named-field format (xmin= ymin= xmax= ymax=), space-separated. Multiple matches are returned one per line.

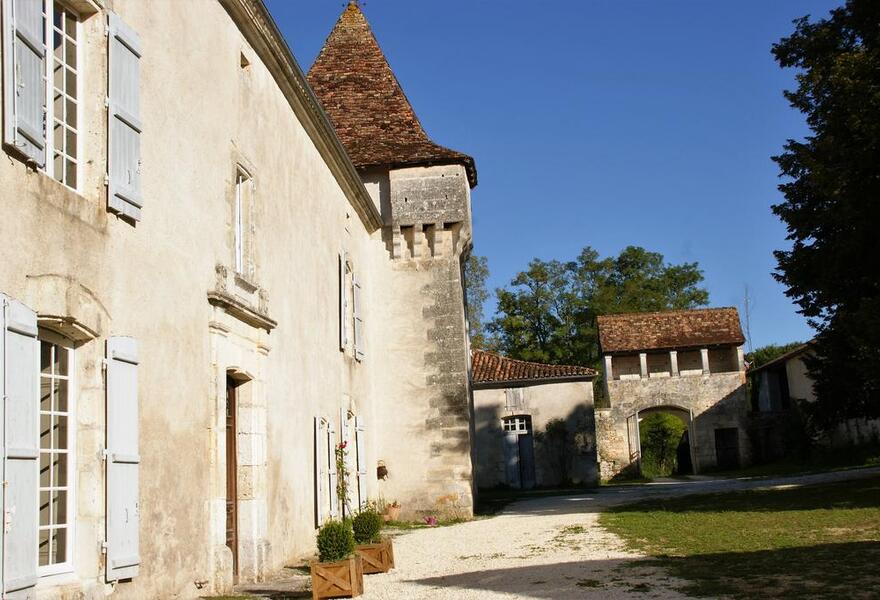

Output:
xmin=474 ymin=402 xmax=598 ymax=490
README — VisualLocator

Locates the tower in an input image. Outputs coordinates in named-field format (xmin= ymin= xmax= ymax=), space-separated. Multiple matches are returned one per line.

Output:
xmin=309 ymin=2 xmax=478 ymax=517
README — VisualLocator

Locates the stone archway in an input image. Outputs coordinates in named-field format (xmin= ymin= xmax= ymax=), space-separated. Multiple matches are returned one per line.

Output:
xmin=627 ymin=405 xmax=696 ymax=477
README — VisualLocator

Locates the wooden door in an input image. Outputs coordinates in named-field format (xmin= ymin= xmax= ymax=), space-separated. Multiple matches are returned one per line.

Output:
xmin=503 ymin=432 xmax=521 ymax=489
xmin=518 ymin=433 xmax=536 ymax=490
xmin=225 ymin=376 xmax=239 ymax=578
xmin=714 ymin=427 xmax=740 ymax=470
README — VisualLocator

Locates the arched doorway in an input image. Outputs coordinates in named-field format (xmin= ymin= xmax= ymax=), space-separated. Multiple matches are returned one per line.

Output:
xmin=627 ymin=405 xmax=696 ymax=477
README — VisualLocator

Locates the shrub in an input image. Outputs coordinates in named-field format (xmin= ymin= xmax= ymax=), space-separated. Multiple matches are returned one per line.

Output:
xmin=316 ymin=519 xmax=355 ymax=563
xmin=352 ymin=509 xmax=383 ymax=544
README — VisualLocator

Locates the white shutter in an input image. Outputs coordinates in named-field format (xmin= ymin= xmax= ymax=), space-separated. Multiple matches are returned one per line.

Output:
xmin=353 ymin=275 xmax=364 ymax=361
xmin=355 ymin=416 xmax=367 ymax=510
xmin=327 ymin=420 xmax=337 ymax=519
xmin=1 ymin=294 xmax=39 ymax=599
xmin=105 ymin=337 xmax=140 ymax=581
xmin=2 ymin=0 xmax=46 ymax=165
xmin=107 ymin=12 xmax=143 ymax=221
xmin=314 ymin=417 xmax=325 ymax=527
xmin=338 ymin=254 xmax=348 ymax=351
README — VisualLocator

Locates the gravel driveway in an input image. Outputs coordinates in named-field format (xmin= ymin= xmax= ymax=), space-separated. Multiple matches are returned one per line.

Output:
xmin=356 ymin=468 xmax=880 ymax=600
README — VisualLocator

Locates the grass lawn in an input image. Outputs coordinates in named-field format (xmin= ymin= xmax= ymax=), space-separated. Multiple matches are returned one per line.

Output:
xmin=600 ymin=476 xmax=880 ymax=599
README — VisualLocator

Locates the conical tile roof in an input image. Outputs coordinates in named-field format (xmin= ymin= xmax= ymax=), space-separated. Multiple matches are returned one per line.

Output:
xmin=307 ymin=1 xmax=477 ymax=187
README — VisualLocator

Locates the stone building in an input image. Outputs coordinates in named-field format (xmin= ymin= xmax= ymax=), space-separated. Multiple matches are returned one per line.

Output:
xmin=750 ymin=342 xmax=880 ymax=457
xmin=0 ymin=1 xmax=475 ymax=598
xmin=471 ymin=351 xmax=599 ymax=490
xmin=596 ymin=308 xmax=750 ymax=480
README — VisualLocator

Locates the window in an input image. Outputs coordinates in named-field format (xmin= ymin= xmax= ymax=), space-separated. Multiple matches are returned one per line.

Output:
xmin=234 ymin=168 xmax=253 ymax=276
xmin=45 ymin=1 xmax=81 ymax=189
xmin=502 ymin=415 xmax=531 ymax=434
xmin=38 ymin=331 xmax=75 ymax=574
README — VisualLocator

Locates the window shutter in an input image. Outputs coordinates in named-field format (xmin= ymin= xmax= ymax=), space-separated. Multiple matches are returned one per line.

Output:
xmin=355 ymin=416 xmax=367 ymax=510
xmin=327 ymin=420 xmax=337 ymax=519
xmin=107 ymin=12 xmax=143 ymax=221
xmin=105 ymin=336 xmax=140 ymax=582
xmin=1 ymin=294 xmax=39 ymax=598
xmin=338 ymin=254 xmax=348 ymax=351
xmin=2 ymin=0 xmax=46 ymax=165
xmin=314 ymin=417 xmax=325 ymax=527
xmin=353 ymin=275 xmax=364 ymax=361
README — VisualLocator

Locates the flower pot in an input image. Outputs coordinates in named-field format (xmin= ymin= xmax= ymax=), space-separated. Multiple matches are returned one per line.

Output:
xmin=355 ymin=538 xmax=395 ymax=574
xmin=310 ymin=555 xmax=364 ymax=599
xmin=383 ymin=505 xmax=400 ymax=522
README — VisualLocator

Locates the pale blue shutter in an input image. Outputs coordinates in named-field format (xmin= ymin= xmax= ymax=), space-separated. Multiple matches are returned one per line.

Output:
xmin=107 ymin=12 xmax=143 ymax=221
xmin=314 ymin=417 xmax=324 ymax=527
xmin=105 ymin=337 xmax=140 ymax=581
xmin=2 ymin=0 xmax=46 ymax=165
xmin=327 ymin=420 xmax=338 ymax=519
xmin=353 ymin=275 xmax=364 ymax=361
xmin=355 ymin=417 xmax=367 ymax=510
xmin=1 ymin=294 xmax=39 ymax=600
xmin=338 ymin=254 xmax=348 ymax=351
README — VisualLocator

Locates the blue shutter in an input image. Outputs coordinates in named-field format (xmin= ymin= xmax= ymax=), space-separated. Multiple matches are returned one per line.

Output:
xmin=105 ymin=336 xmax=140 ymax=581
xmin=338 ymin=254 xmax=348 ymax=351
xmin=355 ymin=417 xmax=367 ymax=510
xmin=107 ymin=12 xmax=143 ymax=221
xmin=327 ymin=420 xmax=338 ymax=519
xmin=314 ymin=417 xmax=324 ymax=527
xmin=353 ymin=275 xmax=364 ymax=361
xmin=2 ymin=0 xmax=46 ymax=165
xmin=1 ymin=294 xmax=39 ymax=600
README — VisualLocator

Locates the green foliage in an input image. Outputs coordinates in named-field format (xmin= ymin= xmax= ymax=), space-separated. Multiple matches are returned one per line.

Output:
xmin=771 ymin=0 xmax=880 ymax=426
xmin=745 ymin=342 xmax=805 ymax=369
xmin=464 ymin=254 xmax=491 ymax=349
xmin=638 ymin=413 xmax=688 ymax=478
xmin=488 ymin=246 xmax=708 ymax=367
xmin=351 ymin=509 xmax=383 ymax=545
xmin=316 ymin=519 xmax=355 ymax=563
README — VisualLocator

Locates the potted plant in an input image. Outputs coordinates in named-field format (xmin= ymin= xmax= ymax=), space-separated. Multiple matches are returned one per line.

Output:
xmin=382 ymin=500 xmax=401 ymax=522
xmin=310 ymin=519 xmax=363 ymax=599
xmin=353 ymin=509 xmax=394 ymax=574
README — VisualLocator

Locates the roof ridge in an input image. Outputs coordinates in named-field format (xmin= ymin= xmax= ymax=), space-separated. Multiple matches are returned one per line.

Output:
xmin=471 ymin=349 xmax=595 ymax=372
xmin=598 ymin=306 xmax=739 ymax=320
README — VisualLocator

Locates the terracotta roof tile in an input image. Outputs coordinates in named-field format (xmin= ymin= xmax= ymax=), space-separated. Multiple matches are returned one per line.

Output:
xmin=471 ymin=350 xmax=597 ymax=386
xmin=597 ymin=307 xmax=745 ymax=354
xmin=307 ymin=2 xmax=477 ymax=187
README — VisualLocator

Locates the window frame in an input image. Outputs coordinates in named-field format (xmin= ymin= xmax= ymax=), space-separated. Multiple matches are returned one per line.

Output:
xmin=233 ymin=166 xmax=253 ymax=277
xmin=42 ymin=0 xmax=83 ymax=191
xmin=502 ymin=415 xmax=531 ymax=434
xmin=36 ymin=328 xmax=77 ymax=577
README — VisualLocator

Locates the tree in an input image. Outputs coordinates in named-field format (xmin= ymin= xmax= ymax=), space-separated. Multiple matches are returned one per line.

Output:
xmin=638 ymin=413 xmax=688 ymax=478
xmin=463 ymin=254 xmax=491 ymax=348
xmin=746 ymin=341 xmax=805 ymax=370
xmin=771 ymin=0 xmax=880 ymax=425
xmin=488 ymin=246 xmax=708 ymax=366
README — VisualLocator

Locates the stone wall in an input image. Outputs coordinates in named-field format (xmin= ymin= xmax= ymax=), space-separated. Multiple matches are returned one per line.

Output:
xmin=598 ymin=370 xmax=750 ymax=480
xmin=473 ymin=381 xmax=597 ymax=489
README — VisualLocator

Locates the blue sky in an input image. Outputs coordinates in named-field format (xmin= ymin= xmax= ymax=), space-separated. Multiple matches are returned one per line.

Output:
xmin=266 ymin=0 xmax=842 ymax=350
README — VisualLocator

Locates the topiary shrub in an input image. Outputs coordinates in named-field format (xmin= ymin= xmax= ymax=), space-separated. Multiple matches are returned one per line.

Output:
xmin=316 ymin=519 xmax=355 ymax=563
xmin=352 ymin=509 xmax=383 ymax=545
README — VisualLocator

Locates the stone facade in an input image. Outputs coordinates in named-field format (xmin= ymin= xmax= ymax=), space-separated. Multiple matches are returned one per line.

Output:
xmin=474 ymin=381 xmax=598 ymax=489
xmin=596 ymin=309 xmax=751 ymax=481
xmin=0 ymin=1 xmax=476 ymax=598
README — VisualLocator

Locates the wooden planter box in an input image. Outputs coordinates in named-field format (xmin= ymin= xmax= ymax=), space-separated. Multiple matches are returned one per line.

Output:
xmin=310 ymin=555 xmax=364 ymax=599
xmin=356 ymin=538 xmax=395 ymax=574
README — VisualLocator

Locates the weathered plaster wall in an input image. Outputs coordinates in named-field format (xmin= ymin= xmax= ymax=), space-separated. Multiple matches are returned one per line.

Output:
xmin=367 ymin=163 xmax=475 ymax=521
xmin=598 ymin=369 xmax=750 ymax=480
xmin=473 ymin=381 xmax=597 ymax=489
